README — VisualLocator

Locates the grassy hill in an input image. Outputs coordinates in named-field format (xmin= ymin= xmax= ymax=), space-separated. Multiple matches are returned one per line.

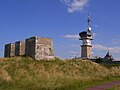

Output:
xmin=108 ymin=85 xmax=120 ymax=90
xmin=0 ymin=57 xmax=120 ymax=90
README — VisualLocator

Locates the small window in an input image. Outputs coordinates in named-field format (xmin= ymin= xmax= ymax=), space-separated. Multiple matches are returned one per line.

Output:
xmin=89 ymin=55 xmax=90 ymax=58
xmin=49 ymin=48 xmax=52 ymax=51
xmin=37 ymin=46 xmax=39 ymax=49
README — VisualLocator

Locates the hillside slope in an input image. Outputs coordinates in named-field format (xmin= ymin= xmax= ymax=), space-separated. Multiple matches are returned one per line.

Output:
xmin=0 ymin=57 xmax=120 ymax=90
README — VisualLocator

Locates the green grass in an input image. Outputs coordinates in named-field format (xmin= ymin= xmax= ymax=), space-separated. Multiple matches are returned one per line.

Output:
xmin=102 ymin=64 xmax=120 ymax=68
xmin=0 ymin=56 xmax=120 ymax=90
xmin=107 ymin=85 xmax=120 ymax=90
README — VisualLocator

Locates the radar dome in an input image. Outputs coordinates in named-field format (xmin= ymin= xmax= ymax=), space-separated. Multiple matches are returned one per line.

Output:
xmin=88 ymin=27 xmax=91 ymax=31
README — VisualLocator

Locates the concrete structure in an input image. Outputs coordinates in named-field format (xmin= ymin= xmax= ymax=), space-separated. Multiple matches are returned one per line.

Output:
xmin=4 ymin=43 xmax=15 ymax=58
xmin=25 ymin=36 xmax=54 ymax=60
xmin=4 ymin=36 xmax=54 ymax=60
xmin=15 ymin=41 xmax=25 ymax=56
xmin=103 ymin=51 xmax=114 ymax=62
xmin=93 ymin=51 xmax=115 ymax=64
xmin=79 ymin=16 xmax=93 ymax=59
xmin=104 ymin=51 xmax=113 ymax=60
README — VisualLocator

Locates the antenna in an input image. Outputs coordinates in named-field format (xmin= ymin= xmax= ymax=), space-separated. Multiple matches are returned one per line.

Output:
xmin=88 ymin=15 xmax=91 ymax=28
xmin=87 ymin=15 xmax=91 ymax=31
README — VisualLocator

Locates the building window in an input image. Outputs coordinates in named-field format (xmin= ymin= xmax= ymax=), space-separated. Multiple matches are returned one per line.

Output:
xmin=37 ymin=46 xmax=39 ymax=49
xmin=89 ymin=55 xmax=91 ymax=58
xmin=49 ymin=48 xmax=52 ymax=51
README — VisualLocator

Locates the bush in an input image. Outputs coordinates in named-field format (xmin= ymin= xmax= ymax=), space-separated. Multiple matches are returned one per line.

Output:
xmin=95 ymin=57 xmax=103 ymax=63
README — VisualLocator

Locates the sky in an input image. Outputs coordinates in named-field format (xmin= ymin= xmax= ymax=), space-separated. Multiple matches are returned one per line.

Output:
xmin=0 ymin=0 xmax=120 ymax=60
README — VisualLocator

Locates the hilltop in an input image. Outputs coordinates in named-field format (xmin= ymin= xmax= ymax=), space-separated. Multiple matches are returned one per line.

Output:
xmin=0 ymin=57 xmax=120 ymax=90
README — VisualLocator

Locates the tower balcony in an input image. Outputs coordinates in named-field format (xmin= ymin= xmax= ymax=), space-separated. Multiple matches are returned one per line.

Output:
xmin=79 ymin=36 xmax=93 ymax=40
xmin=79 ymin=31 xmax=93 ymax=40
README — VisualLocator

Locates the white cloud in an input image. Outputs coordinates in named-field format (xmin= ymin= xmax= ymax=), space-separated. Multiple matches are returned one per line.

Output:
xmin=70 ymin=43 xmax=120 ymax=59
xmin=69 ymin=51 xmax=81 ymax=58
xmin=70 ymin=44 xmax=80 ymax=47
xmin=69 ymin=51 xmax=79 ymax=54
xmin=112 ymin=39 xmax=120 ymax=44
xmin=62 ymin=0 xmax=89 ymax=13
xmin=62 ymin=32 xmax=95 ymax=39
xmin=62 ymin=34 xmax=79 ymax=39
xmin=93 ymin=44 xmax=120 ymax=54
xmin=93 ymin=33 xmax=96 ymax=37
xmin=94 ymin=25 xmax=98 ymax=27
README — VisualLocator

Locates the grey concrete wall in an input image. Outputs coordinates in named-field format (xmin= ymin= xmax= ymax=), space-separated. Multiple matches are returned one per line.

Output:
xmin=25 ymin=36 xmax=54 ymax=60
xmin=25 ymin=37 xmax=36 ymax=59
xmin=15 ymin=41 xmax=25 ymax=56
xmin=81 ymin=45 xmax=92 ymax=58
xmin=4 ymin=43 xmax=15 ymax=58
xmin=4 ymin=36 xmax=54 ymax=60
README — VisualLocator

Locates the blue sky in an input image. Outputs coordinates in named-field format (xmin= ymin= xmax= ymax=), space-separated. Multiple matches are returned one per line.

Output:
xmin=0 ymin=0 xmax=120 ymax=60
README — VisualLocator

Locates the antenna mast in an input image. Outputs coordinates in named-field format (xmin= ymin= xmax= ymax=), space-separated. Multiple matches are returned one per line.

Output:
xmin=88 ymin=15 xmax=91 ymax=28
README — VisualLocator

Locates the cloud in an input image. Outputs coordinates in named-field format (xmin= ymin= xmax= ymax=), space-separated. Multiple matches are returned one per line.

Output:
xmin=70 ymin=43 xmax=120 ymax=59
xmin=93 ymin=33 xmax=96 ymax=37
xmin=112 ymin=39 xmax=120 ymax=44
xmin=62 ymin=0 xmax=89 ymax=13
xmin=94 ymin=25 xmax=98 ymax=28
xmin=62 ymin=34 xmax=79 ymax=39
xmin=69 ymin=51 xmax=81 ymax=58
xmin=70 ymin=44 xmax=80 ymax=47
xmin=93 ymin=44 xmax=120 ymax=54
xmin=69 ymin=51 xmax=80 ymax=54
xmin=62 ymin=32 xmax=96 ymax=39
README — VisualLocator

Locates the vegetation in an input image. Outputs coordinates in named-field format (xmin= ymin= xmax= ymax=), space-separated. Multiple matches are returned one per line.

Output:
xmin=95 ymin=57 xmax=103 ymax=63
xmin=0 ymin=56 xmax=120 ymax=90
xmin=107 ymin=85 xmax=120 ymax=90
xmin=103 ymin=63 xmax=120 ymax=68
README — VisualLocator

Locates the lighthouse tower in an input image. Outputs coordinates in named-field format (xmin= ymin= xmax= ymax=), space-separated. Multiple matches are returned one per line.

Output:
xmin=79 ymin=16 xmax=93 ymax=59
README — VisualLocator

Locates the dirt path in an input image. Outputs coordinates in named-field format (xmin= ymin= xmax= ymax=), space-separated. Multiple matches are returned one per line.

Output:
xmin=87 ymin=80 xmax=120 ymax=90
